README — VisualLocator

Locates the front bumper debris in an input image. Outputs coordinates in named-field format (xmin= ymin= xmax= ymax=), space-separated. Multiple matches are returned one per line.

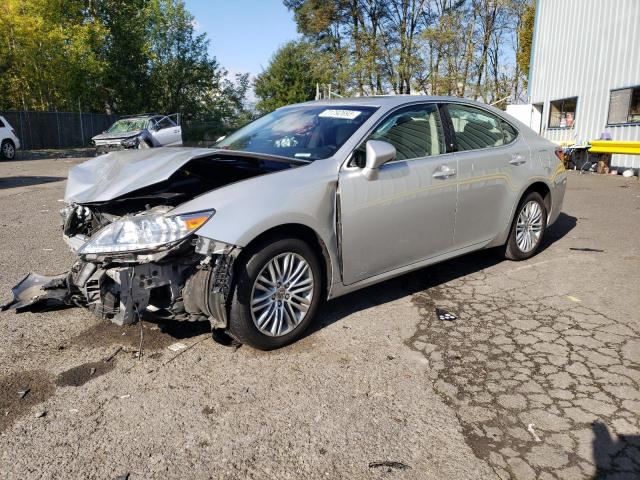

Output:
xmin=1 ymin=273 xmax=70 ymax=312
xmin=2 ymin=239 xmax=241 ymax=330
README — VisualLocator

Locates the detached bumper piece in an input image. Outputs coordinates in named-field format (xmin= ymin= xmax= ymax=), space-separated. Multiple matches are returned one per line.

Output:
xmin=1 ymin=273 xmax=70 ymax=312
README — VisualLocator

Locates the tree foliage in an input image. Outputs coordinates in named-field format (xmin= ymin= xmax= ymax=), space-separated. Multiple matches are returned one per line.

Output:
xmin=279 ymin=0 xmax=534 ymax=106
xmin=254 ymin=41 xmax=330 ymax=114
xmin=516 ymin=1 xmax=535 ymax=84
xmin=0 ymin=0 xmax=250 ymax=122
xmin=0 ymin=0 xmax=106 ymax=111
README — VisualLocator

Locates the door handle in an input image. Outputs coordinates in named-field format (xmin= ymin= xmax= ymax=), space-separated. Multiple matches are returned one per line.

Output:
xmin=432 ymin=165 xmax=456 ymax=179
xmin=509 ymin=154 xmax=527 ymax=166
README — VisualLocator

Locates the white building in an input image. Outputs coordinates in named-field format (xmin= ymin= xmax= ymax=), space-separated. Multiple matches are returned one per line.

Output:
xmin=507 ymin=0 xmax=640 ymax=169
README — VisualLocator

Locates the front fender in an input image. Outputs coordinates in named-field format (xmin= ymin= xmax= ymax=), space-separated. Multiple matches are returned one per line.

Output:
xmin=170 ymin=160 xmax=342 ymax=291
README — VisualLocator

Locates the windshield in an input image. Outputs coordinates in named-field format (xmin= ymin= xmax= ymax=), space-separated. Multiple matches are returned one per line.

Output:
xmin=216 ymin=105 xmax=377 ymax=160
xmin=107 ymin=118 xmax=148 ymax=134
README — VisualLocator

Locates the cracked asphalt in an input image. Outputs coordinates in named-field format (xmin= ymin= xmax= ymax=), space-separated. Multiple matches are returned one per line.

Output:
xmin=0 ymin=155 xmax=639 ymax=479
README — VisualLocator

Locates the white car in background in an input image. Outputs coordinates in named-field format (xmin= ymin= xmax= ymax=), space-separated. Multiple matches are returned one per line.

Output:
xmin=0 ymin=115 xmax=21 ymax=160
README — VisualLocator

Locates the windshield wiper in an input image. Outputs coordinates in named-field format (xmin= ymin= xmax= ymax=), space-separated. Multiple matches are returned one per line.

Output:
xmin=208 ymin=149 xmax=312 ymax=166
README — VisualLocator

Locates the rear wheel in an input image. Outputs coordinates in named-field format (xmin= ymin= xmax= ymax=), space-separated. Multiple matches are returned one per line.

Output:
xmin=504 ymin=192 xmax=547 ymax=260
xmin=1 ymin=139 xmax=15 ymax=160
xmin=227 ymin=237 xmax=322 ymax=350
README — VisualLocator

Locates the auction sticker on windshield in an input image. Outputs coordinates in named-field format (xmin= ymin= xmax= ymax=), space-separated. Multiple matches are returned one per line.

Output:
xmin=318 ymin=109 xmax=362 ymax=120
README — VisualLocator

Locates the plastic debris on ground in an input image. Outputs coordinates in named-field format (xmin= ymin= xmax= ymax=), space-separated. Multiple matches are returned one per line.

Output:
xmin=436 ymin=308 xmax=457 ymax=321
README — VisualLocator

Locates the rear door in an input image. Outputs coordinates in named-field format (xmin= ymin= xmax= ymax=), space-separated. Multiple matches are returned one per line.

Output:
xmin=338 ymin=103 xmax=457 ymax=285
xmin=444 ymin=103 xmax=528 ymax=249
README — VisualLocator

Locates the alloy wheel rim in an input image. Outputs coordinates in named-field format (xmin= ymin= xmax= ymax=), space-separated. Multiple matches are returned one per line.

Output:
xmin=516 ymin=200 xmax=543 ymax=253
xmin=3 ymin=143 xmax=14 ymax=158
xmin=250 ymin=252 xmax=314 ymax=337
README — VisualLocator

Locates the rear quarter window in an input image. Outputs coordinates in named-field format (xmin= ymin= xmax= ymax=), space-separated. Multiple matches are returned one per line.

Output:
xmin=501 ymin=121 xmax=518 ymax=144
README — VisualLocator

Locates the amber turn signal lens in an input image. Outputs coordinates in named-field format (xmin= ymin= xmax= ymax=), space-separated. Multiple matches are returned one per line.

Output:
xmin=184 ymin=216 xmax=210 ymax=230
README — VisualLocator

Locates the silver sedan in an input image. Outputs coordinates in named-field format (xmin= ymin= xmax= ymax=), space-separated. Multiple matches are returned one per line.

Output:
xmin=4 ymin=96 xmax=567 ymax=350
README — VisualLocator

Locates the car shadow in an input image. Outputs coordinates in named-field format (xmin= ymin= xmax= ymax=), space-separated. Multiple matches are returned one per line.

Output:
xmin=540 ymin=211 xmax=578 ymax=251
xmin=0 ymin=176 xmax=65 ymax=189
xmin=591 ymin=421 xmax=640 ymax=479
xmin=306 ymin=212 xmax=577 ymax=337
xmin=153 ymin=319 xmax=212 ymax=339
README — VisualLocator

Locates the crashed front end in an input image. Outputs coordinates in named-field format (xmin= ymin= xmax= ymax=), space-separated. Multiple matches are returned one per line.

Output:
xmin=3 ymin=203 xmax=240 ymax=328
xmin=1 ymin=147 xmax=307 ymax=329
xmin=2 ymin=148 xmax=299 ymax=328
xmin=92 ymin=130 xmax=152 ymax=154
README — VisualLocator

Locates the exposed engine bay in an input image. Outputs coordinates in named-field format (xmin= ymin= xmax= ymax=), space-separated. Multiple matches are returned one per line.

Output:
xmin=2 ymin=150 xmax=297 ymax=328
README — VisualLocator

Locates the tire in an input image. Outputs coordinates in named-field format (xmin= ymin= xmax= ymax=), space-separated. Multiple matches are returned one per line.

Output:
xmin=504 ymin=191 xmax=548 ymax=260
xmin=227 ymin=237 xmax=323 ymax=350
xmin=1 ymin=139 xmax=16 ymax=160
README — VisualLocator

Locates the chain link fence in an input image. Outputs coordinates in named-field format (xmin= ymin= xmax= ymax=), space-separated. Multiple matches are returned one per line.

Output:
xmin=0 ymin=110 xmax=118 ymax=150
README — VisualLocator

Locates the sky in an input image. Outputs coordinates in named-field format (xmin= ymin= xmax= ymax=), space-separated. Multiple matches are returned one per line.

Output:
xmin=184 ymin=0 xmax=300 ymax=78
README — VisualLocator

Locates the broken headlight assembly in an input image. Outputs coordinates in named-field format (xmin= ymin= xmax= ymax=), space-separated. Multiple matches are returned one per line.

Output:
xmin=77 ymin=210 xmax=215 ymax=255
xmin=120 ymin=137 xmax=140 ymax=148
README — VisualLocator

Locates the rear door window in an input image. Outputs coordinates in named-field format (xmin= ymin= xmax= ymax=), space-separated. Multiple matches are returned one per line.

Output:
xmin=156 ymin=117 xmax=176 ymax=130
xmin=447 ymin=104 xmax=515 ymax=151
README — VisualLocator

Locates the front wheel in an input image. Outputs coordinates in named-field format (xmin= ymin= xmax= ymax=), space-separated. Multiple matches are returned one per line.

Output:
xmin=504 ymin=192 xmax=547 ymax=260
xmin=227 ymin=237 xmax=323 ymax=350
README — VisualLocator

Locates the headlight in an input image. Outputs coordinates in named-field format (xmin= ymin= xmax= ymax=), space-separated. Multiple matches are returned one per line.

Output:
xmin=121 ymin=137 xmax=139 ymax=148
xmin=78 ymin=210 xmax=214 ymax=255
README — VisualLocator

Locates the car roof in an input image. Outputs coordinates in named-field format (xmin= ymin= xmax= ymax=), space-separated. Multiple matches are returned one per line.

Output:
xmin=297 ymin=95 xmax=499 ymax=111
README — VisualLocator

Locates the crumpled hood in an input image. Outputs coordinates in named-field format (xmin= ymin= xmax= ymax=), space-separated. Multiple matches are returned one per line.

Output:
xmin=91 ymin=130 xmax=143 ymax=141
xmin=65 ymin=147 xmax=216 ymax=203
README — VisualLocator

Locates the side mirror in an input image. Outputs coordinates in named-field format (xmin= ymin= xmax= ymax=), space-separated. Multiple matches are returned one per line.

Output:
xmin=363 ymin=140 xmax=396 ymax=180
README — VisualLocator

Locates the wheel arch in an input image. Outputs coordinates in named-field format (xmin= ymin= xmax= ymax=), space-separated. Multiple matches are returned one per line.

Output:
xmin=236 ymin=223 xmax=334 ymax=299
xmin=521 ymin=181 xmax=552 ymax=214
xmin=490 ymin=180 xmax=553 ymax=248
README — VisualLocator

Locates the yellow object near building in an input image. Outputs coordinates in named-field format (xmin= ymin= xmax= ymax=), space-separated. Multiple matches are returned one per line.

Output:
xmin=588 ymin=141 xmax=640 ymax=155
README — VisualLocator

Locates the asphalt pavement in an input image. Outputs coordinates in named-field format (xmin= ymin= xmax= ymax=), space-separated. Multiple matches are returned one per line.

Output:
xmin=0 ymin=155 xmax=638 ymax=479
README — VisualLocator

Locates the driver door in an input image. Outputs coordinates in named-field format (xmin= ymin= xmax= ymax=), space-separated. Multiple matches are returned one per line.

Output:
xmin=338 ymin=103 xmax=458 ymax=285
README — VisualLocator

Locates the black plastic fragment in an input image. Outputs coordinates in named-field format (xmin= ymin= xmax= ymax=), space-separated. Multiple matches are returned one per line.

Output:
xmin=569 ymin=247 xmax=604 ymax=252
xmin=369 ymin=460 xmax=411 ymax=470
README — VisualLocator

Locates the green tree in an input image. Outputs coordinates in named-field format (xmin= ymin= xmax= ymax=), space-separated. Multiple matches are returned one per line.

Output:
xmin=95 ymin=0 xmax=150 ymax=114
xmin=146 ymin=0 xmax=225 ymax=120
xmin=253 ymin=41 xmax=330 ymax=114
xmin=0 ymin=0 xmax=106 ymax=111
xmin=516 ymin=1 xmax=535 ymax=84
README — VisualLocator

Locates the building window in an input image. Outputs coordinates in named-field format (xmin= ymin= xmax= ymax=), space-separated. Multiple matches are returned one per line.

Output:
xmin=608 ymin=86 xmax=640 ymax=125
xmin=548 ymin=97 xmax=577 ymax=128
